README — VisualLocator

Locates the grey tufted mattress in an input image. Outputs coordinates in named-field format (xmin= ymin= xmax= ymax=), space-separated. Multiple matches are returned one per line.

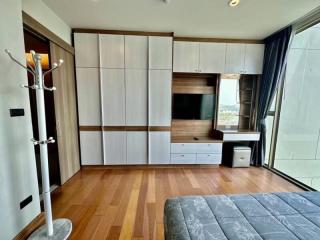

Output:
xmin=164 ymin=192 xmax=320 ymax=240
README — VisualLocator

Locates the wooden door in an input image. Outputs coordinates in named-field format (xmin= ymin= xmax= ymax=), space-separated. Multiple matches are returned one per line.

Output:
xmin=199 ymin=42 xmax=226 ymax=73
xmin=50 ymin=42 xmax=80 ymax=184
xmin=173 ymin=41 xmax=199 ymax=73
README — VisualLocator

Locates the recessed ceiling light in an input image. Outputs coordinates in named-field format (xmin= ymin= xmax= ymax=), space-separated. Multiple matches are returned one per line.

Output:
xmin=229 ymin=0 xmax=240 ymax=7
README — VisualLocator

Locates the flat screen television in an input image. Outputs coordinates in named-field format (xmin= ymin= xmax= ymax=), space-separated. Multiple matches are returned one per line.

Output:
xmin=172 ymin=94 xmax=215 ymax=120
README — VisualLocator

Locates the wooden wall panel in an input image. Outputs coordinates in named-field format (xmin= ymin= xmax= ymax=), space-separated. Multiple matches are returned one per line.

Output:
xmin=50 ymin=42 xmax=80 ymax=184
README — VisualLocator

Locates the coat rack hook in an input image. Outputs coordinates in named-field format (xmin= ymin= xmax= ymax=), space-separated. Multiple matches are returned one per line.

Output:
xmin=43 ymin=59 xmax=63 ymax=91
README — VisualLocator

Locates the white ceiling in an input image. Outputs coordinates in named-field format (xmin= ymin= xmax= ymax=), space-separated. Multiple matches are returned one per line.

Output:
xmin=43 ymin=0 xmax=320 ymax=39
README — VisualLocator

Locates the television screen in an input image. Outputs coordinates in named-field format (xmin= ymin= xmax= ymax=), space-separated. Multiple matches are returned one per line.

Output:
xmin=172 ymin=94 xmax=215 ymax=120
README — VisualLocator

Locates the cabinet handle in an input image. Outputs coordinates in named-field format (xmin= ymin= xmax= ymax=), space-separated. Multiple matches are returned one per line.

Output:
xmin=181 ymin=154 xmax=185 ymax=157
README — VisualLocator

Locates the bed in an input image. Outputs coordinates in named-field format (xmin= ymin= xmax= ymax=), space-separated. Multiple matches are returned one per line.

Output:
xmin=164 ymin=192 xmax=320 ymax=240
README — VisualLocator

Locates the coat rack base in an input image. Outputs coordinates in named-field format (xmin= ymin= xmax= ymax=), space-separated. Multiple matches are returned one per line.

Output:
xmin=27 ymin=218 xmax=72 ymax=240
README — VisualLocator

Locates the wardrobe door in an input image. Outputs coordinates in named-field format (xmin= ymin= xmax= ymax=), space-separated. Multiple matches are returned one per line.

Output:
xmin=125 ymin=69 xmax=148 ymax=126
xmin=127 ymin=131 xmax=148 ymax=165
xmin=173 ymin=41 xmax=199 ymax=72
xmin=101 ymin=69 xmax=126 ymax=126
xmin=74 ymin=33 xmax=99 ymax=67
xmin=104 ymin=131 xmax=126 ymax=165
xmin=149 ymin=70 xmax=172 ymax=126
xmin=99 ymin=34 xmax=125 ymax=69
xmin=80 ymin=131 xmax=103 ymax=165
xmin=125 ymin=35 xmax=148 ymax=69
xmin=149 ymin=131 xmax=171 ymax=164
xmin=225 ymin=43 xmax=246 ymax=74
xmin=76 ymin=68 xmax=101 ymax=125
xmin=244 ymin=44 xmax=265 ymax=74
xmin=199 ymin=42 xmax=226 ymax=73
xmin=149 ymin=36 xmax=173 ymax=70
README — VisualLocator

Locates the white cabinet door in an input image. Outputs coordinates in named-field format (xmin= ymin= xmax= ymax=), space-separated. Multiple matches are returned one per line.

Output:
xmin=149 ymin=70 xmax=172 ymax=126
xmin=127 ymin=131 xmax=148 ymax=165
xmin=149 ymin=132 xmax=171 ymax=164
xmin=125 ymin=69 xmax=148 ymax=126
xmin=99 ymin=34 xmax=124 ymax=69
xmin=125 ymin=35 xmax=148 ymax=69
xmin=225 ymin=43 xmax=246 ymax=73
xmin=149 ymin=36 xmax=173 ymax=70
xmin=199 ymin=42 xmax=226 ymax=73
xmin=173 ymin=41 xmax=199 ymax=72
xmin=244 ymin=44 xmax=265 ymax=74
xmin=80 ymin=131 xmax=103 ymax=165
xmin=74 ymin=33 xmax=99 ymax=67
xmin=76 ymin=68 xmax=101 ymax=125
xmin=104 ymin=131 xmax=126 ymax=165
xmin=101 ymin=69 xmax=125 ymax=126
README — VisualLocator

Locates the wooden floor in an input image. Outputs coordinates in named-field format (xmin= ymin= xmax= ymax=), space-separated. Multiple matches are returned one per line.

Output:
xmin=51 ymin=166 xmax=301 ymax=240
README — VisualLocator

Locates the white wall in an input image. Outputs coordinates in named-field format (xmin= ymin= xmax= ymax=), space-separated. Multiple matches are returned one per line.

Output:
xmin=274 ymin=23 xmax=320 ymax=190
xmin=22 ymin=0 xmax=71 ymax=44
xmin=0 ymin=0 xmax=41 ymax=239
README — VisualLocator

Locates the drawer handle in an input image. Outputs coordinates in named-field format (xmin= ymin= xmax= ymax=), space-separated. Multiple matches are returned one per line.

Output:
xmin=208 ymin=155 xmax=210 ymax=157
xmin=181 ymin=154 xmax=185 ymax=157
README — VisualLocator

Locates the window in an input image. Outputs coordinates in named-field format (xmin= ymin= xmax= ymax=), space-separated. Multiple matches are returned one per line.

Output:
xmin=217 ymin=78 xmax=240 ymax=128
xmin=267 ymin=22 xmax=320 ymax=190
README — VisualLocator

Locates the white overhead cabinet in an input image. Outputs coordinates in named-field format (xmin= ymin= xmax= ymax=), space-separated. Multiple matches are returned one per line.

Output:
xmin=225 ymin=43 xmax=265 ymax=74
xmin=104 ymin=131 xmax=127 ymax=165
xmin=149 ymin=132 xmax=171 ymax=164
xmin=127 ymin=132 xmax=148 ymax=165
xmin=76 ymin=68 xmax=101 ymax=125
xmin=74 ymin=33 xmax=99 ymax=68
xmin=99 ymin=34 xmax=124 ymax=69
xmin=149 ymin=36 xmax=173 ymax=69
xmin=101 ymin=69 xmax=126 ymax=126
xmin=174 ymin=41 xmax=226 ymax=73
xmin=125 ymin=69 xmax=148 ymax=126
xmin=174 ymin=41 xmax=264 ymax=74
xmin=225 ymin=43 xmax=246 ymax=74
xmin=244 ymin=44 xmax=265 ymax=74
xmin=173 ymin=41 xmax=199 ymax=72
xmin=80 ymin=131 xmax=103 ymax=165
xmin=125 ymin=35 xmax=148 ymax=69
xmin=199 ymin=42 xmax=226 ymax=73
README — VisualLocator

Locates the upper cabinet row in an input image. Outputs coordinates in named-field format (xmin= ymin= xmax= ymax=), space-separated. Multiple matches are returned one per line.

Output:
xmin=74 ymin=33 xmax=172 ymax=70
xmin=173 ymin=41 xmax=265 ymax=74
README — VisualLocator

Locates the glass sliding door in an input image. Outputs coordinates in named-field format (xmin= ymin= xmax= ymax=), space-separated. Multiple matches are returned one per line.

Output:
xmin=271 ymin=23 xmax=320 ymax=190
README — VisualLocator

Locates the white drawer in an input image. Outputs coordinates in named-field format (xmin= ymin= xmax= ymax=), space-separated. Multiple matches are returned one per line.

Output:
xmin=196 ymin=154 xmax=222 ymax=164
xmin=171 ymin=143 xmax=197 ymax=153
xmin=196 ymin=143 xmax=222 ymax=154
xmin=223 ymin=133 xmax=260 ymax=141
xmin=171 ymin=154 xmax=196 ymax=164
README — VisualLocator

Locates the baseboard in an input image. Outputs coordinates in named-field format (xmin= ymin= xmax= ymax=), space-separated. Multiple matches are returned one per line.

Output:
xmin=13 ymin=213 xmax=45 ymax=240
xmin=82 ymin=164 xmax=221 ymax=169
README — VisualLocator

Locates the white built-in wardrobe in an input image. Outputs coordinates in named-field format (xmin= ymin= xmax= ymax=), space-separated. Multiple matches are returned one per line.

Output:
xmin=75 ymin=32 xmax=172 ymax=165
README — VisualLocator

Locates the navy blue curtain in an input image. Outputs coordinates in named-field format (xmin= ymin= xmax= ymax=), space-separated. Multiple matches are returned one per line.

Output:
xmin=252 ymin=26 xmax=292 ymax=166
